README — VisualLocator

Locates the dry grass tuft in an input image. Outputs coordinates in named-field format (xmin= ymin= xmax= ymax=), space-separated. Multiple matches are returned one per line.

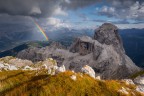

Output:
xmin=0 ymin=71 xmax=143 ymax=96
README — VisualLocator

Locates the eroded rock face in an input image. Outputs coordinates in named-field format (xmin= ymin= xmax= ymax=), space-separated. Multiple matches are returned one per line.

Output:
xmin=17 ymin=42 xmax=66 ymax=62
xmin=67 ymin=23 xmax=140 ymax=79
xmin=15 ymin=23 xmax=141 ymax=79
xmin=69 ymin=36 xmax=94 ymax=55
xmin=94 ymin=23 xmax=124 ymax=52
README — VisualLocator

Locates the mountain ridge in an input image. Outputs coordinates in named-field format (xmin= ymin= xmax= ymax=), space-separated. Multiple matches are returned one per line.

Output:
xmin=13 ymin=23 xmax=141 ymax=79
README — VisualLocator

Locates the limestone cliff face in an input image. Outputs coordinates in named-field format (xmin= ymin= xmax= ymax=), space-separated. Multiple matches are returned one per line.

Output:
xmin=67 ymin=23 xmax=141 ymax=79
xmin=94 ymin=23 xmax=124 ymax=52
xmin=16 ymin=23 xmax=141 ymax=79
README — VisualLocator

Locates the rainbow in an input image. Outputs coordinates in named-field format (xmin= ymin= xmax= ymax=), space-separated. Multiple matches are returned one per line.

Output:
xmin=33 ymin=20 xmax=48 ymax=41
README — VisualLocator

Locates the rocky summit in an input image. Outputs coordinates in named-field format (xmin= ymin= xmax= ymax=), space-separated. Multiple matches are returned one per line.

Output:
xmin=69 ymin=23 xmax=141 ymax=79
xmin=16 ymin=23 xmax=141 ymax=79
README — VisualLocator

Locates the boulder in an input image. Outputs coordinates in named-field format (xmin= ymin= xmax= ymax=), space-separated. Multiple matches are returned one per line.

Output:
xmin=8 ymin=65 xmax=18 ymax=70
xmin=0 ymin=63 xmax=18 ymax=71
xmin=136 ymin=85 xmax=144 ymax=93
xmin=41 ymin=64 xmax=48 ymax=69
xmin=122 ymin=79 xmax=135 ymax=85
xmin=134 ymin=75 xmax=144 ymax=85
xmin=8 ymin=58 xmax=33 ymax=67
xmin=70 ymin=75 xmax=77 ymax=81
xmin=0 ymin=63 xmax=4 ymax=68
xmin=23 ymin=66 xmax=33 ymax=70
xmin=56 ymin=65 xmax=66 ymax=73
xmin=95 ymin=76 xmax=101 ymax=80
xmin=118 ymin=87 xmax=129 ymax=95
xmin=47 ymin=66 xmax=58 ymax=75
xmin=81 ymin=65 xmax=95 ymax=79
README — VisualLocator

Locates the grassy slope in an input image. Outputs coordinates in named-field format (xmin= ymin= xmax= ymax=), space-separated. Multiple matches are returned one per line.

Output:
xmin=0 ymin=70 xmax=142 ymax=96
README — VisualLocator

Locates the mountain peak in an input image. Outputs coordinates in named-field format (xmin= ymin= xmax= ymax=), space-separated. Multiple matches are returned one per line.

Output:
xmin=94 ymin=23 xmax=124 ymax=52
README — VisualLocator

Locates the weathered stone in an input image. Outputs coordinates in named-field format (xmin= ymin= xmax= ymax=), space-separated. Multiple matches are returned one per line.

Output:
xmin=94 ymin=23 xmax=124 ymax=52
xmin=136 ymin=85 xmax=144 ymax=93
xmin=56 ymin=65 xmax=66 ymax=73
xmin=95 ymin=76 xmax=101 ymax=80
xmin=70 ymin=75 xmax=77 ymax=81
xmin=118 ymin=87 xmax=129 ymax=95
xmin=23 ymin=66 xmax=33 ymax=70
xmin=122 ymin=79 xmax=135 ymax=85
xmin=134 ymin=75 xmax=144 ymax=85
xmin=81 ymin=65 xmax=95 ymax=79
xmin=69 ymin=36 xmax=94 ymax=55
xmin=14 ymin=23 xmax=141 ymax=79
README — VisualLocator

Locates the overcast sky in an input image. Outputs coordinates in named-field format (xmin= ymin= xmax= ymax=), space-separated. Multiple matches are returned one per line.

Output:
xmin=0 ymin=0 xmax=144 ymax=29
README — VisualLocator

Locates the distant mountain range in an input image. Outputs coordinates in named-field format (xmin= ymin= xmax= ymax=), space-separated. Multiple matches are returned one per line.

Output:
xmin=0 ymin=26 xmax=94 ymax=51
xmin=119 ymin=29 xmax=144 ymax=67
xmin=0 ymin=28 xmax=144 ymax=68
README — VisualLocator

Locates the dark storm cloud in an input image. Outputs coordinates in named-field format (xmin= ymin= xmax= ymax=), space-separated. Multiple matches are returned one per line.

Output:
xmin=0 ymin=0 xmax=101 ymax=17
xmin=0 ymin=0 xmax=62 ymax=17
xmin=62 ymin=0 xmax=101 ymax=10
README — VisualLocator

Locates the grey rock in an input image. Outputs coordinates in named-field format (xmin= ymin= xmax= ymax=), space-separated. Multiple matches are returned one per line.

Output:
xmin=94 ymin=23 xmax=124 ymax=52
xmin=17 ymin=42 xmax=66 ymax=62
xmin=68 ymin=23 xmax=140 ymax=79
xmin=134 ymin=75 xmax=144 ymax=85
xmin=69 ymin=36 xmax=94 ymax=55
xmin=136 ymin=85 xmax=144 ymax=93
xmin=16 ymin=23 xmax=141 ymax=79
xmin=122 ymin=79 xmax=135 ymax=85
xmin=81 ymin=65 xmax=96 ymax=79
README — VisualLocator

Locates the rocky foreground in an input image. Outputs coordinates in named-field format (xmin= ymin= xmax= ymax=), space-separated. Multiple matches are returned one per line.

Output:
xmin=0 ymin=23 xmax=144 ymax=96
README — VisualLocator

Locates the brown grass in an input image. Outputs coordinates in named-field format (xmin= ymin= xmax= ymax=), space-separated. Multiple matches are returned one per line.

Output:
xmin=0 ymin=71 xmax=142 ymax=96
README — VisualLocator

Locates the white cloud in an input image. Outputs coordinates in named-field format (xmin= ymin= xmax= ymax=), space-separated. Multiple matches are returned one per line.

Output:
xmin=47 ymin=17 xmax=71 ymax=28
xmin=116 ymin=23 xmax=144 ymax=29
xmin=0 ymin=0 xmax=100 ymax=17
xmin=98 ymin=1 xmax=144 ymax=21
xmin=98 ymin=6 xmax=115 ymax=17
xmin=101 ymin=6 xmax=108 ymax=12
xmin=100 ymin=6 xmax=115 ymax=13
xmin=53 ymin=7 xmax=68 ymax=16
xmin=30 ymin=5 xmax=41 ymax=15
xmin=65 ymin=0 xmax=71 ymax=4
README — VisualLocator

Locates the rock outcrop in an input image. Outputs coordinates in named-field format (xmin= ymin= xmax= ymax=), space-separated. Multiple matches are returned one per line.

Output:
xmin=134 ymin=74 xmax=144 ymax=93
xmin=69 ymin=36 xmax=94 ymax=55
xmin=67 ymin=23 xmax=140 ymax=79
xmin=15 ymin=23 xmax=141 ymax=79
xmin=56 ymin=65 xmax=66 ymax=73
xmin=81 ymin=65 xmax=96 ymax=79
xmin=136 ymin=85 xmax=144 ymax=93
xmin=134 ymin=75 xmax=144 ymax=85
xmin=70 ymin=75 xmax=77 ymax=81
xmin=94 ymin=23 xmax=125 ymax=52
